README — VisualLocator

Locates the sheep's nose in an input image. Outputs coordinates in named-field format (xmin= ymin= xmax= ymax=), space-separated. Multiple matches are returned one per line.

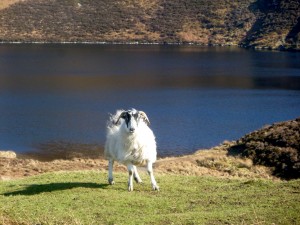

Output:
xmin=129 ymin=128 xmax=135 ymax=132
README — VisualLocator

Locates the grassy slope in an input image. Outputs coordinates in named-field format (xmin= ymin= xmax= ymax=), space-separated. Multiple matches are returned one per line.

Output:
xmin=1 ymin=171 xmax=299 ymax=224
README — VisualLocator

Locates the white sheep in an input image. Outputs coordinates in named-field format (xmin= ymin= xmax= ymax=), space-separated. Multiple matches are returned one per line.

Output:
xmin=104 ymin=109 xmax=159 ymax=191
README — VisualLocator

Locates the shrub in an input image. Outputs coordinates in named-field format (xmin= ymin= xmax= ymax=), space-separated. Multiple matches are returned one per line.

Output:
xmin=228 ymin=118 xmax=300 ymax=179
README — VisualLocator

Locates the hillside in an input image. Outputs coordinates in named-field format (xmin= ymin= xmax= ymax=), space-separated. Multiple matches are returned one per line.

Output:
xmin=0 ymin=0 xmax=299 ymax=50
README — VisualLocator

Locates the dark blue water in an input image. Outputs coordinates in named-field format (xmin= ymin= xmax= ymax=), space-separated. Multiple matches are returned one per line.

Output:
xmin=0 ymin=44 xmax=299 ymax=158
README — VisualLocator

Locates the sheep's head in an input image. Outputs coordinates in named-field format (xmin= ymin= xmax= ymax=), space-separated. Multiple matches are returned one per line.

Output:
xmin=116 ymin=109 xmax=150 ymax=133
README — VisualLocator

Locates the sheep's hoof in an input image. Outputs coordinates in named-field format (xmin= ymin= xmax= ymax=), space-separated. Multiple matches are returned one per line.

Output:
xmin=108 ymin=178 xmax=115 ymax=185
xmin=152 ymin=185 xmax=159 ymax=191
xmin=128 ymin=185 xmax=133 ymax=192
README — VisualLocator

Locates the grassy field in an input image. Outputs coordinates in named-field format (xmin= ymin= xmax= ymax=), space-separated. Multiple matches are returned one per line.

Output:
xmin=0 ymin=171 xmax=299 ymax=225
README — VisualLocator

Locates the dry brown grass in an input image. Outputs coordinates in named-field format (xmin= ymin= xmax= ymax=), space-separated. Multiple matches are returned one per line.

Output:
xmin=253 ymin=30 xmax=291 ymax=49
xmin=119 ymin=0 xmax=159 ymax=11
xmin=0 ymin=214 xmax=14 ymax=225
xmin=102 ymin=21 xmax=160 ymax=42
xmin=0 ymin=141 xmax=275 ymax=181
xmin=0 ymin=157 xmax=113 ymax=180
xmin=0 ymin=0 xmax=22 ymax=10
xmin=177 ymin=19 xmax=210 ymax=43
xmin=155 ymin=141 xmax=275 ymax=179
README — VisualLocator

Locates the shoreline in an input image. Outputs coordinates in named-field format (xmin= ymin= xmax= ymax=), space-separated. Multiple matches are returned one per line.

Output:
xmin=0 ymin=41 xmax=299 ymax=52
xmin=0 ymin=141 xmax=275 ymax=181
xmin=1 ymin=118 xmax=299 ymax=181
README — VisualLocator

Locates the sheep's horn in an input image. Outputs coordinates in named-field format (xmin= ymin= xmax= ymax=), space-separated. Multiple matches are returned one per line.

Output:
xmin=139 ymin=111 xmax=150 ymax=126
xmin=115 ymin=111 xmax=127 ymax=125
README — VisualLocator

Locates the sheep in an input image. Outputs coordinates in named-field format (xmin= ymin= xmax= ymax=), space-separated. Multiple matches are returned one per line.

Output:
xmin=104 ymin=108 xmax=159 ymax=191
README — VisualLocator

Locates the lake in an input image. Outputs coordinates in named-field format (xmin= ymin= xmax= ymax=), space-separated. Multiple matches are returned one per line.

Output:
xmin=0 ymin=44 xmax=299 ymax=159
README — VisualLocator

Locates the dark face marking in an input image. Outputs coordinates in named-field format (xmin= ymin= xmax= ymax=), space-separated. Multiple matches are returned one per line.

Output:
xmin=121 ymin=112 xmax=131 ymax=127
xmin=121 ymin=111 xmax=139 ymax=129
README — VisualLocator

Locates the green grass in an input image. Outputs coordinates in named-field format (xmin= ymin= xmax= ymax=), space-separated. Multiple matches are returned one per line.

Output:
xmin=0 ymin=171 xmax=299 ymax=225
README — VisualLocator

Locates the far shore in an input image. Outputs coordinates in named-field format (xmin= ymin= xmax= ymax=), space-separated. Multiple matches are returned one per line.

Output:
xmin=1 ymin=41 xmax=299 ymax=52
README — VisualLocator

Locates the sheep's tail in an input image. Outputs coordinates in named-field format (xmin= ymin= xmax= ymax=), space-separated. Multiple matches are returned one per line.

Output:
xmin=107 ymin=109 xmax=124 ymax=128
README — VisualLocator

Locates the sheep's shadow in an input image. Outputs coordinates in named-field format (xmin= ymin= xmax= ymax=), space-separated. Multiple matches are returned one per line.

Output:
xmin=2 ymin=182 xmax=108 ymax=196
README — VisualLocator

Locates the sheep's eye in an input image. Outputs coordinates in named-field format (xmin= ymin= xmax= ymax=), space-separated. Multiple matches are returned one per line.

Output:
xmin=133 ymin=114 xmax=139 ymax=119
xmin=122 ymin=113 xmax=129 ymax=120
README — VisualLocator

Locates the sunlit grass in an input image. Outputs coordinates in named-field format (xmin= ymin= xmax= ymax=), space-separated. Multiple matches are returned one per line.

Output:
xmin=0 ymin=171 xmax=299 ymax=224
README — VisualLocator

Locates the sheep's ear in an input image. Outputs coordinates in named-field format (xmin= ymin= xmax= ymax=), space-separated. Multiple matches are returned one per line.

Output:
xmin=115 ymin=111 xmax=127 ymax=125
xmin=139 ymin=111 xmax=150 ymax=126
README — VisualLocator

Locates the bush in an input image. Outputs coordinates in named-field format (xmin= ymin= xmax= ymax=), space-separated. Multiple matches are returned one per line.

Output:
xmin=228 ymin=118 xmax=300 ymax=179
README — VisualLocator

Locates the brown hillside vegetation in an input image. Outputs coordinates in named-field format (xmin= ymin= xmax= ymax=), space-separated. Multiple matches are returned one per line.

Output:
xmin=0 ymin=0 xmax=299 ymax=50
xmin=229 ymin=117 xmax=300 ymax=179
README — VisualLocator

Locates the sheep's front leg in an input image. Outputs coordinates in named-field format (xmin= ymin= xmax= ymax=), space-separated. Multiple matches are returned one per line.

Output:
xmin=147 ymin=161 xmax=159 ymax=191
xmin=133 ymin=165 xmax=143 ymax=183
xmin=108 ymin=159 xmax=115 ymax=185
xmin=127 ymin=164 xmax=134 ymax=191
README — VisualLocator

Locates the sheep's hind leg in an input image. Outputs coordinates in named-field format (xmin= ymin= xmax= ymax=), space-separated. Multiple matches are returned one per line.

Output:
xmin=147 ymin=161 xmax=159 ymax=191
xmin=133 ymin=165 xmax=143 ymax=183
xmin=108 ymin=159 xmax=115 ymax=185
xmin=127 ymin=164 xmax=134 ymax=191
